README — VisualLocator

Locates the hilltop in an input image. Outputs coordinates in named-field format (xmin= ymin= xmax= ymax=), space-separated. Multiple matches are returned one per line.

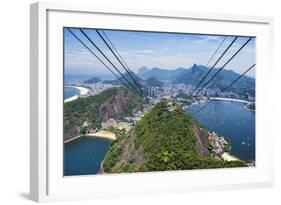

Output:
xmin=138 ymin=67 xmax=185 ymax=81
xmin=103 ymin=101 xmax=245 ymax=173
xmin=101 ymin=71 xmax=163 ymax=90
xmin=102 ymin=71 xmax=144 ymax=86
xmin=83 ymin=77 xmax=101 ymax=84
xmin=146 ymin=77 xmax=164 ymax=87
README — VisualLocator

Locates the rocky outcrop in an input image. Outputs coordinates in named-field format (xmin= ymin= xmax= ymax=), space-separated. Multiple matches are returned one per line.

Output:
xmin=64 ymin=126 xmax=80 ymax=142
xmin=64 ymin=87 xmax=143 ymax=142
xmin=100 ymin=90 xmax=130 ymax=122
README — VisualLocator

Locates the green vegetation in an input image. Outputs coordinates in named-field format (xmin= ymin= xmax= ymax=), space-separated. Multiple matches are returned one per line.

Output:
xmin=103 ymin=101 xmax=246 ymax=173
xmin=64 ymin=87 xmax=143 ymax=140
xmin=103 ymin=136 xmax=125 ymax=171
xmin=104 ymin=126 xmax=126 ymax=138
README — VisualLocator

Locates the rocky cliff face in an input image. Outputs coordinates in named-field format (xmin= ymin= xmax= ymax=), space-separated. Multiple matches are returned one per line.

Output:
xmin=100 ymin=89 xmax=132 ymax=122
xmin=64 ymin=87 xmax=143 ymax=142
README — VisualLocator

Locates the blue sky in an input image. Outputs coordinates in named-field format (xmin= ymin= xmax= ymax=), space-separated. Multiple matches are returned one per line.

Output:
xmin=64 ymin=28 xmax=256 ymax=78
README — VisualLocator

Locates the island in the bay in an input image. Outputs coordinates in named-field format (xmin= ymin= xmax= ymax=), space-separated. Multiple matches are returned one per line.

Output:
xmin=63 ymin=28 xmax=255 ymax=176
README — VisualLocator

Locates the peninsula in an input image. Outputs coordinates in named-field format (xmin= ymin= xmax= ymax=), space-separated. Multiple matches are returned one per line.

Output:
xmin=102 ymin=101 xmax=245 ymax=173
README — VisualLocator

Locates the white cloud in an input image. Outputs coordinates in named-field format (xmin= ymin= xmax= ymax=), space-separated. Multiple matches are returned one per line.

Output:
xmin=193 ymin=36 xmax=222 ymax=44
xmin=64 ymin=30 xmax=256 ymax=78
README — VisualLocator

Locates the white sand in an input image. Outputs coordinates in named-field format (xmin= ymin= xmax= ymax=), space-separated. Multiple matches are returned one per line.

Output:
xmin=68 ymin=85 xmax=90 ymax=96
xmin=222 ymin=152 xmax=240 ymax=161
xmin=85 ymin=130 xmax=116 ymax=140
xmin=64 ymin=95 xmax=78 ymax=103
xmin=64 ymin=85 xmax=90 ymax=103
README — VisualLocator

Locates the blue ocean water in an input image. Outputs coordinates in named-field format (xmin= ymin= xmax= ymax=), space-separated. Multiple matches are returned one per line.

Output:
xmin=64 ymin=137 xmax=113 ymax=176
xmin=64 ymin=99 xmax=255 ymax=176
xmin=64 ymin=87 xmax=79 ymax=100
xmin=186 ymin=100 xmax=255 ymax=161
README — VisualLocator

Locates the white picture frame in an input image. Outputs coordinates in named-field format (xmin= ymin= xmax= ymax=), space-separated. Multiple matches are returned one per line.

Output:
xmin=30 ymin=2 xmax=274 ymax=202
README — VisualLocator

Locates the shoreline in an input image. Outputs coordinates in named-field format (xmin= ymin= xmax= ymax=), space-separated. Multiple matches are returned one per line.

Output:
xmin=64 ymin=95 xmax=78 ymax=103
xmin=244 ymin=105 xmax=255 ymax=112
xmin=221 ymin=152 xmax=240 ymax=161
xmin=64 ymin=130 xmax=116 ymax=143
xmin=244 ymin=102 xmax=255 ymax=112
xmin=64 ymin=85 xmax=90 ymax=103
xmin=210 ymin=97 xmax=249 ymax=103
xmin=186 ymin=99 xmax=253 ymax=163
xmin=85 ymin=130 xmax=117 ymax=141
xmin=64 ymin=135 xmax=83 ymax=143
xmin=183 ymin=97 xmax=249 ymax=109
xmin=186 ymin=97 xmax=254 ymax=113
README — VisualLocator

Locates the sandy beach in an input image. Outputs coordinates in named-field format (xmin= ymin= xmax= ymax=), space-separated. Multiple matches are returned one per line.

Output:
xmin=67 ymin=85 xmax=90 ymax=95
xmin=64 ymin=95 xmax=78 ymax=103
xmin=85 ymin=130 xmax=117 ymax=140
xmin=64 ymin=85 xmax=90 ymax=103
xmin=70 ymin=85 xmax=90 ymax=95
xmin=221 ymin=152 xmax=240 ymax=161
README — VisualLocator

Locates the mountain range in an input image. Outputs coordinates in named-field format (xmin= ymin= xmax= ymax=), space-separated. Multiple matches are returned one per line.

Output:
xmin=138 ymin=64 xmax=255 ymax=96
xmin=102 ymin=71 xmax=163 ymax=88
xmin=100 ymin=64 xmax=255 ymax=96
xmin=83 ymin=77 xmax=101 ymax=84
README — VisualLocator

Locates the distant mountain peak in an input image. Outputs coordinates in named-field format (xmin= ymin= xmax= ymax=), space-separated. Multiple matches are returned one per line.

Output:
xmin=138 ymin=66 xmax=186 ymax=81
xmin=84 ymin=77 xmax=101 ymax=84
xmin=176 ymin=67 xmax=186 ymax=71
xmin=191 ymin=64 xmax=198 ymax=73
xmin=151 ymin=67 xmax=160 ymax=70
xmin=146 ymin=77 xmax=164 ymax=87
xmin=138 ymin=66 xmax=149 ymax=75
